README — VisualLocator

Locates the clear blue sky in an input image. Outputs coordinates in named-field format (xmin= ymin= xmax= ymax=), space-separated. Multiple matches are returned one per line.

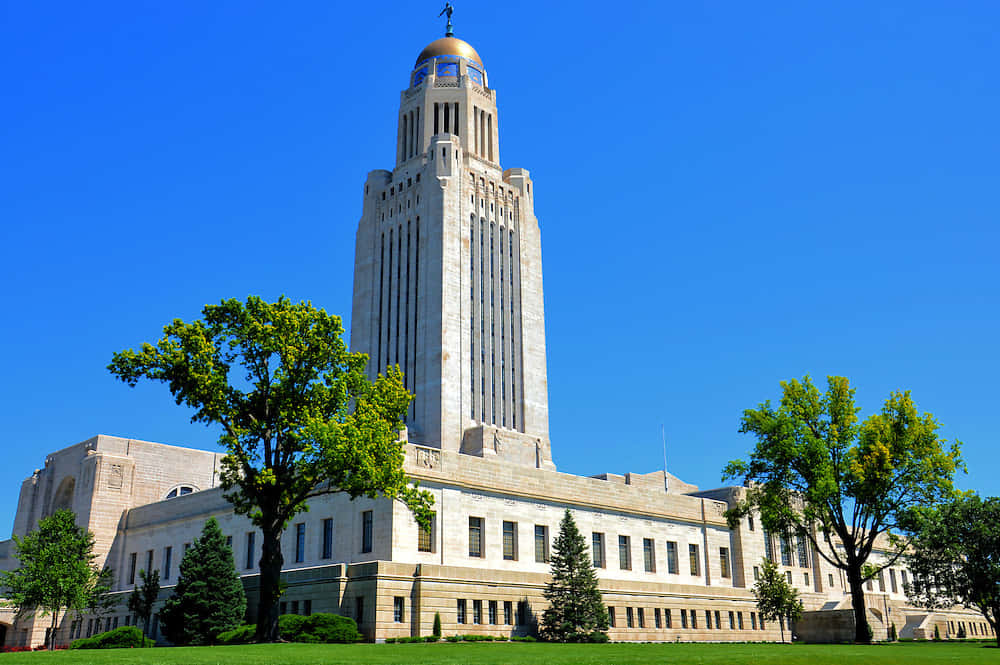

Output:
xmin=2 ymin=1 xmax=997 ymax=536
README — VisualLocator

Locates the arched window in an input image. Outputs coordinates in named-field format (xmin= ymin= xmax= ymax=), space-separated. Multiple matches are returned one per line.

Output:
xmin=165 ymin=485 xmax=197 ymax=499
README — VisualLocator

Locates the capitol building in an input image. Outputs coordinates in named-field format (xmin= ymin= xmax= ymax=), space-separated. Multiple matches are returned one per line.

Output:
xmin=0 ymin=27 xmax=991 ymax=648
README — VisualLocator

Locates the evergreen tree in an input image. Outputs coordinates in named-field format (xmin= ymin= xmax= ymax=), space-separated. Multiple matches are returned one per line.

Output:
xmin=160 ymin=518 xmax=246 ymax=645
xmin=752 ymin=558 xmax=803 ymax=642
xmin=127 ymin=568 xmax=160 ymax=645
xmin=540 ymin=510 xmax=609 ymax=642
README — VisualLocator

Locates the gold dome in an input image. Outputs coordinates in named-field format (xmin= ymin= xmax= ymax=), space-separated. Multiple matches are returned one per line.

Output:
xmin=415 ymin=37 xmax=483 ymax=67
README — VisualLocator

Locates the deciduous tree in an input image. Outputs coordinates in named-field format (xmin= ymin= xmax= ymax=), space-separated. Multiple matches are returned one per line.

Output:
xmin=752 ymin=558 xmax=803 ymax=642
xmin=127 ymin=568 xmax=159 ymax=645
xmin=540 ymin=510 xmax=609 ymax=642
xmin=903 ymin=493 xmax=1000 ymax=647
xmin=0 ymin=510 xmax=112 ymax=650
xmin=108 ymin=296 xmax=432 ymax=641
xmin=159 ymin=518 xmax=246 ymax=645
xmin=723 ymin=376 xmax=962 ymax=643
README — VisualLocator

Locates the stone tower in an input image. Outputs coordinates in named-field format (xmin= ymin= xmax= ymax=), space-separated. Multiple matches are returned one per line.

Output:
xmin=350 ymin=32 xmax=554 ymax=470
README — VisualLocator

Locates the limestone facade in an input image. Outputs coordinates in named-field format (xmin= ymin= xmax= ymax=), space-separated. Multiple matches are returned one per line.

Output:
xmin=0 ymin=31 xmax=994 ymax=649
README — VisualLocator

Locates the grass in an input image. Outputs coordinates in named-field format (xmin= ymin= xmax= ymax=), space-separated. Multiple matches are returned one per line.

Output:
xmin=2 ymin=641 xmax=996 ymax=665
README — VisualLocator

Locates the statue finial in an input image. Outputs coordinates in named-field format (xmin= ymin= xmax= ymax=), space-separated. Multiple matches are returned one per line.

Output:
xmin=438 ymin=2 xmax=455 ymax=37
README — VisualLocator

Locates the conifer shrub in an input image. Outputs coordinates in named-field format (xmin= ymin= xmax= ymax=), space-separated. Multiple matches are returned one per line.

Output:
xmin=217 ymin=624 xmax=256 ymax=645
xmin=276 ymin=613 xmax=361 ymax=643
xmin=70 ymin=626 xmax=153 ymax=649
xmin=432 ymin=611 xmax=442 ymax=637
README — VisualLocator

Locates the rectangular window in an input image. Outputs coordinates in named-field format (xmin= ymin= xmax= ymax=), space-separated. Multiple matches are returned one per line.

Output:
xmin=829 ymin=573 xmax=835 ymax=587
xmin=654 ymin=607 xmax=662 ymax=629
xmin=146 ymin=549 xmax=154 ymax=576
xmin=804 ymin=572 xmax=810 ymax=586
xmin=689 ymin=544 xmax=700 ymax=576
xmin=751 ymin=612 xmax=757 ymax=630
xmin=737 ymin=612 xmax=744 ymax=630
xmin=890 ymin=569 xmax=898 ymax=593
xmin=643 ymin=538 xmax=655 ymax=572
xmin=608 ymin=606 xmax=616 ymax=628
xmin=691 ymin=609 xmax=697 ymax=629
xmin=759 ymin=615 xmax=765 ymax=630
xmin=184 ymin=542 xmax=191 ymax=552
xmin=665 ymin=608 xmax=672 ymax=628
xmin=226 ymin=535 xmax=233 ymax=548
xmin=503 ymin=600 xmax=512 ymax=625
xmin=355 ymin=597 xmax=364 ymax=624
xmin=901 ymin=570 xmax=908 ymax=589
xmin=361 ymin=510 xmax=373 ymax=553
xmin=638 ymin=607 xmax=645 ymax=628
xmin=753 ymin=565 xmax=760 ymax=581
xmin=163 ymin=546 xmax=172 ymax=580
xmin=681 ymin=609 xmax=688 ymax=629
xmin=729 ymin=611 xmax=735 ymax=629
xmin=489 ymin=600 xmax=497 ymax=624
xmin=280 ymin=601 xmax=287 ymax=615
xmin=322 ymin=518 xmax=333 ymax=559
xmin=797 ymin=536 xmax=809 ymax=568
xmin=780 ymin=536 xmax=791 ymax=566
xmin=763 ymin=530 xmax=774 ymax=562
xmin=618 ymin=535 xmax=631 ymax=570
xmin=706 ymin=610 xmax=712 ymax=629
xmin=290 ymin=600 xmax=299 ymax=615
xmin=626 ymin=607 xmax=634 ymax=628
xmin=715 ymin=610 xmax=722 ymax=629
xmin=720 ymin=547 xmax=730 ymax=578
xmin=129 ymin=552 xmax=137 ymax=585
xmin=877 ymin=570 xmax=885 ymax=592
xmin=786 ymin=571 xmax=793 ymax=584
xmin=503 ymin=521 xmax=517 ymax=560
xmin=592 ymin=532 xmax=605 ymax=568
xmin=393 ymin=597 xmax=404 ymax=622
xmin=418 ymin=513 xmax=435 ymax=553
xmin=666 ymin=541 xmax=679 ymax=574
xmin=246 ymin=532 xmax=255 ymax=569
xmin=304 ymin=599 xmax=312 ymax=615
xmin=534 ymin=525 xmax=549 ymax=563
xmin=473 ymin=599 xmax=482 ymax=624
xmin=295 ymin=523 xmax=306 ymax=563
xmin=517 ymin=600 xmax=528 ymax=626
xmin=748 ymin=514 xmax=755 ymax=531
xmin=469 ymin=517 xmax=484 ymax=557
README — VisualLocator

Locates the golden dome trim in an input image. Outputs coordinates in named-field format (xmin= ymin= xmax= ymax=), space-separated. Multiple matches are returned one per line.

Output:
xmin=415 ymin=37 xmax=483 ymax=68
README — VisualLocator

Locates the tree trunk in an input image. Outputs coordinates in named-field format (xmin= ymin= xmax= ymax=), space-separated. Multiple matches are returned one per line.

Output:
xmin=256 ymin=520 xmax=284 ymax=643
xmin=845 ymin=564 xmax=871 ymax=643
xmin=48 ymin=610 xmax=58 ymax=651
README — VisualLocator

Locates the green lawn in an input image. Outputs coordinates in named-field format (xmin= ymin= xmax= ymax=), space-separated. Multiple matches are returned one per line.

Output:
xmin=2 ymin=641 xmax=996 ymax=665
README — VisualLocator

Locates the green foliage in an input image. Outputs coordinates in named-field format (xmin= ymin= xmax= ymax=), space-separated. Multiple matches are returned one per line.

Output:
xmin=0 ymin=509 xmax=113 ymax=651
xmin=216 ymin=624 xmax=256 ymax=645
xmin=70 ymin=626 xmax=152 ymax=649
xmin=159 ymin=518 xmax=246 ymax=645
xmin=108 ymin=296 xmax=433 ymax=641
xmin=128 ymin=568 xmax=160 ymax=643
xmin=432 ymin=611 xmax=442 ymax=637
xmin=445 ymin=635 xmax=461 ymax=642
xmin=888 ymin=623 xmax=897 ymax=641
xmin=752 ymin=559 xmax=803 ymax=642
xmin=540 ymin=510 xmax=609 ymax=642
xmin=903 ymin=493 xmax=1000 ymax=646
xmin=723 ymin=376 xmax=962 ymax=643
xmin=277 ymin=613 xmax=361 ymax=644
xmin=934 ymin=624 xmax=941 ymax=640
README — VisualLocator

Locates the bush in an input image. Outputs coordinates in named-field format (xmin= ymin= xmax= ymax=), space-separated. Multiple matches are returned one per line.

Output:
xmin=276 ymin=613 xmax=361 ymax=644
xmin=934 ymin=625 xmax=942 ymax=641
xmin=587 ymin=631 xmax=609 ymax=643
xmin=445 ymin=635 xmax=461 ymax=642
xmin=70 ymin=626 xmax=153 ymax=650
xmin=433 ymin=611 xmax=442 ymax=638
xmin=888 ymin=623 xmax=897 ymax=641
xmin=425 ymin=635 xmax=440 ymax=642
xmin=217 ymin=624 xmax=256 ymax=645
xmin=512 ymin=635 xmax=537 ymax=642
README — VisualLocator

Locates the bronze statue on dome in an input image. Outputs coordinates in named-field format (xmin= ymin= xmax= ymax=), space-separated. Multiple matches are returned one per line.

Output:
xmin=439 ymin=3 xmax=455 ymax=37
